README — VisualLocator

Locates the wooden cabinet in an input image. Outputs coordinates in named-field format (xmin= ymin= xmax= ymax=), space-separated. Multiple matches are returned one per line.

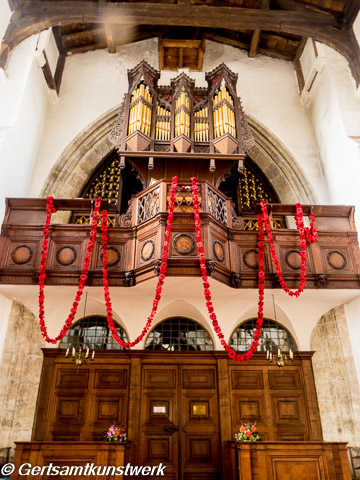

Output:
xmin=12 ymin=442 xmax=128 ymax=480
xmin=18 ymin=350 xmax=351 ymax=479
xmin=231 ymin=441 xmax=351 ymax=480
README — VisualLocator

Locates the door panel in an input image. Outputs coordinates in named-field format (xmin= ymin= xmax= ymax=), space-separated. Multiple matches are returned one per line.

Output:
xmin=140 ymin=366 xmax=179 ymax=480
xmin=139 ymin=364 xmax=221 ymax=480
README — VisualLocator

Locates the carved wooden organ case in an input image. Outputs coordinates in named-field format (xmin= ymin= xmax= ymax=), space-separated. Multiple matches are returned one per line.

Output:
xmin=109 ymin=61 xmax=254 ymax=172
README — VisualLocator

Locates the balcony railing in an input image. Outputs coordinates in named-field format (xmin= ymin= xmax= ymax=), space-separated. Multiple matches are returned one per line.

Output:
xmin=0 ymin=181 xmax=359 ymax=288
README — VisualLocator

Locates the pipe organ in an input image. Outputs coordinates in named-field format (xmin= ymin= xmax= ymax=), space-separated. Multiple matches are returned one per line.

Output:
xmin=110 ymin=61 xmax=254 ymax=171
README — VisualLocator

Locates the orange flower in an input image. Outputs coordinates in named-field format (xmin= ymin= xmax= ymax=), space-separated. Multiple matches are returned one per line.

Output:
xmin=251 ymin=426 xmax=257 ymax=432
xmin=240 ymin=426 xmax=245 ymax=433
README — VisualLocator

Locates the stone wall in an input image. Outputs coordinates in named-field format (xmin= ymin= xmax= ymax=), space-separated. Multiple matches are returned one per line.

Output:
xmin=311 ymin=305 xmax=360 ymax=445
xmin=0 ymin=301 xmax=44 ymax=458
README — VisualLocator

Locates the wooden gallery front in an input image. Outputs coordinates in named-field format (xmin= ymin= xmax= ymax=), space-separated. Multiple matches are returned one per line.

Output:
xmin=1 ymin=63 xmax=359 ymax=480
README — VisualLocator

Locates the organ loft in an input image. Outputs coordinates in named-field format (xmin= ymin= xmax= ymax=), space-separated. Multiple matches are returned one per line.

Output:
xmin=0 ymin=60 xmax=360 ymax=480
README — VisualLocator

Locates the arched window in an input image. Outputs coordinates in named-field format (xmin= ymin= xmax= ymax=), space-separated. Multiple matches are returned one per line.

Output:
xmin=145 ymin=317 xmax=214 ymax=351
xmin=59 ymin=315 xmax=128 ymax=350
xmin=230 ymin=318 xmax=298 ymax=352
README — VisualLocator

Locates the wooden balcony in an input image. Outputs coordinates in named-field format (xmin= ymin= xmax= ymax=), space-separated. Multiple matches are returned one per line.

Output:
xmin=0 ymin=180 xmax=359 ymax=288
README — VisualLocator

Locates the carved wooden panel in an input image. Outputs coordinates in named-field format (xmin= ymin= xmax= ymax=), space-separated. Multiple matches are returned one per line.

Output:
xmin=278 ymin=244 xmax=314 ymax=274
xmin=231 ymin=370 xmax=264 ymax=389
xmin=55 ymin=369 xmax=89 ymax=389
xmin=188 ymin=438 xmax=212 ymax=462
xmin=93 ymin=396 xmax=124 ymax=423
xmin=144 ymin=368 xmax=177 ymax=389
xmin=321 ymin=247 xmax=354 ymax=274
xmin=182 ymin=369 xmax=215 ymax=389
xmin=272 ymin=459 xmax=322 ymax=480
xmin=94 ymin=369 xmax=127 ymax=389
xmin=268 ymin=370 xmax=301 ymax=390
xmin=146 ymin=437 xmax=172 ymax=461
xmin=273 ymin=395 xmax=306 ymax=426
xmin=56 ymin=398 xmax=83 ymax=423
xmin=7 ymin=242 xmax=36 ymax=267
xmin=49 ymin=241 xmax=84 ymax=270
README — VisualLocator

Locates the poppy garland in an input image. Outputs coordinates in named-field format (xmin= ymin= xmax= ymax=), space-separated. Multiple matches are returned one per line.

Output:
xmin=38 ymin=196 xmax=102 ymax=344
xmin=38 ymin=177 xmax=317 ymax=362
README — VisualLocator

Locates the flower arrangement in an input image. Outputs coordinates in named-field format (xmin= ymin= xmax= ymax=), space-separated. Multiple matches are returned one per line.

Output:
xmin=103 ymin=425 xmax=127 ymax=442
xmin=235 ymin=422 xmax=261 ymax=442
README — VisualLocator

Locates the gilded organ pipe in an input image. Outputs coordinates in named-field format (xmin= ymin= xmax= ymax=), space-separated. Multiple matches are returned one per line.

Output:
xmin=175 ymin=88 xmax=190 ymax=138
xmin=194 ymin=108 xmax=209 ymax=142
xmin=155 ymin=106 xmax=171 ymax=141
xmin=212 ymin=84 xmax=236 ymax=139
xmin=127 ymin=83 xmax=153 ymax=137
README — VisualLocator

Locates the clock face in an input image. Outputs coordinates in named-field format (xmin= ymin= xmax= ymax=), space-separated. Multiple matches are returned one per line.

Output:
xmin=174 ymin=234 xmax=195 ymax=255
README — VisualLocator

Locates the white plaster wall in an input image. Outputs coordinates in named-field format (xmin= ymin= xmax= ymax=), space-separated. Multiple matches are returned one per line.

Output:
xmin=307 ymin=46 xmax=360 ymax=227
xmin=0 ymin=0 xmax=11 ymax=45
xmin=29 ymin=39 xmax=323 ymax=203
xmin=0 ymin=36 xmax=49 ymax=220
xmin=0 ymin=281 xmax=358 ymax=352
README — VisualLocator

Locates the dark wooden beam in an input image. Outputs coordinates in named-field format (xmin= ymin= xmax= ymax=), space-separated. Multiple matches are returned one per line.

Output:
xmin=7 ymin=2 xmax=340 ymax=40
xmin=67 ymin=42 xmax=107 ymax=55
xmin=249 ymin=29 xmax=260 ymax=58
xmin=2 ymin=2 xmax=360 ymax=84
xmin=343 ymin=0 xmax=360 ymax=29
xmin=294 ymin=36 xmax=307 ymax=60
xmin=204 ymin=33 xmax=248 ymax=50
xmin=61 ymin=27 xmax=104 ymax=44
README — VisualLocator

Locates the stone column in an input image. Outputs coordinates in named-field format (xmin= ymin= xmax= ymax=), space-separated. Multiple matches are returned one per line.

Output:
xmin=310 ymin=305 xmax=360 ymax=446
xmin=0 ymin=301 xmax=44 ymax=458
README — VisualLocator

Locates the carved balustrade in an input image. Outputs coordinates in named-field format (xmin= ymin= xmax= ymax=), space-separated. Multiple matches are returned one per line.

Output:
xmin=0 ymin=182 xmax=359 ymax=288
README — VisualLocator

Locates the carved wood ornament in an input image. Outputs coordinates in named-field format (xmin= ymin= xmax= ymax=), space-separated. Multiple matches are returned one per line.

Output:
xmin=110 ymin=62 xmax=254 ymax=173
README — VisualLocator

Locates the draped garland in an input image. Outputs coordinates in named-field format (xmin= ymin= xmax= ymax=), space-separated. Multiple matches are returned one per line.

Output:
xmin=38 ymin=197 xmax=101 ymax=344
xmin=38 ymin=177 xmax=318 ymax=361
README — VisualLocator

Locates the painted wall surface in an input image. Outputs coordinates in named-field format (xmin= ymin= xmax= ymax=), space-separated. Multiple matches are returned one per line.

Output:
xmin=0 ymin=281 xmax=358 ymax=352
xmin=307 ymin=46 xmax=360 ymax=227
xmin=0 ymin=36 xmax=49 ymax=221
xmin=0 ymin=0 xmax=11 ymax=47
xmin=29 ymin=39 xmax=323 ymax=203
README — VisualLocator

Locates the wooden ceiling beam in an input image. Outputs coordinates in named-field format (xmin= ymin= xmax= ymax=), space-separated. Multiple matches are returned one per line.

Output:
xmin=61 ymin=27 xmax=104 ymax=44
xmin=249 ymin=30 xmax=260 ymax=58
xmin=2 ymin=2 xmax=360 ymax=84
xmin=8 ymin=2 xmax=340 ymax=36
xmin=343 ymin=0 xmax=360 ymax=29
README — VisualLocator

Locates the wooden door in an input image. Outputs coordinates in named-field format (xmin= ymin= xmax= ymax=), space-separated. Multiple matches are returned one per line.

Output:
xmin=138 ymin=363 xmax=221 ymax=480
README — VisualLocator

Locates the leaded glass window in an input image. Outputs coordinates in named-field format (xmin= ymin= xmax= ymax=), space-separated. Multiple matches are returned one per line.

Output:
xmin=59 ymin=315 xmax=128 ymax=350
xmin=145 ymin=317 xmax=214 ymax=351
xmin=230 ymin=318 xmax=297 ymax=352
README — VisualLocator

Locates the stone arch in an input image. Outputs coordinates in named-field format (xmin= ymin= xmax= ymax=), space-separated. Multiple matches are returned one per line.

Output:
xmin=42 ymin=106 xmax=317 ymax=204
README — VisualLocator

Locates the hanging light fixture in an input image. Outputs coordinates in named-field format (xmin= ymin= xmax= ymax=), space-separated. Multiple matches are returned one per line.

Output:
xmin=65 ymin=291 xmax=95 ymax=368
xmin=266 ymin=295 xmax=293 ymax=373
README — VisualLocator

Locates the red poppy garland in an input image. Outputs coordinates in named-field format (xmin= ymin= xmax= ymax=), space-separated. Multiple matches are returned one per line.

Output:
xmin=191 ymin=177 xmax=265 ymax=362
xmin=38 ymin=196 xmax=102 ymax=343
xmin=260 ymin=200 xmax=317 ymax=297
xmin=100 ymin=176 xmax=178 ymax=348
xmin=38 ymin=176 xmax=317 ymax=361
